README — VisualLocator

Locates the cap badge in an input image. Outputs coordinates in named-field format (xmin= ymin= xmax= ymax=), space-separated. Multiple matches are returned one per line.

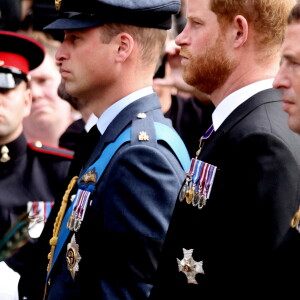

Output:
xmin=66 ymin=234 xmax=81 ymax=280
xmin=55 ymin=0 xmax=62 ymax=10
xmin=177 ymin=248 xmax=204 ymax=284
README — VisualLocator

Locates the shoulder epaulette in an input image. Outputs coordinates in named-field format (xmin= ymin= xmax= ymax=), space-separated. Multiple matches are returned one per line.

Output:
xmin=28 ymin=140 xmax=74 ymax=159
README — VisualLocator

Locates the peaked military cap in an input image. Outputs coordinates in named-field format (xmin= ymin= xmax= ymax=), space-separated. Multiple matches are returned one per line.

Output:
xmin=44 ymin=0 xmax=181 ymax=31
xmin=0 ymin=31 xmax=45 ymax=89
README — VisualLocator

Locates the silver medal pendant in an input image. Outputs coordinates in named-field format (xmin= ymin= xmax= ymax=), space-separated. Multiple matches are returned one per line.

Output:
xmin=66 ymin=234 xmax=82 ymax=280
xmin=177 ymin=248 xmax=204 ymax=284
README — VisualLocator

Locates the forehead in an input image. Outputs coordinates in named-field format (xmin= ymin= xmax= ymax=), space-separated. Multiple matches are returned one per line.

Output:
xmin=186 ymin=0 xmax=217 ymax=23
xmin=186 ymin=0 xmax=211 ymax=15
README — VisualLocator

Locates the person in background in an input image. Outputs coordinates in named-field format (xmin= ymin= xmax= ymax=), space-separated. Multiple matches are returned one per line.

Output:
xmin=17 ymin=1 xmax=190 ymax=300
xmin=21 ymin=30 xmax=76 ymax=147
xmin=0 ymin=30 xmax=73 ymax=300
xmin=0 ymin=0 xmax=35 ymax=32
xmin=58 ymin=79 xmax=98 ymax=151
xmin=273 ymin=1 xmax=300 ymax=135
xmin=150 ymin=0 xmax=300 ymax=299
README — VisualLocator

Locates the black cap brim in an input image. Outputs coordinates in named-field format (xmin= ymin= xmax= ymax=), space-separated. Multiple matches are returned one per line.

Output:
xmin=0 ymin=72 xmax=27 ymax=89
xmin=44 ymin=18 xmax=104 ymax=30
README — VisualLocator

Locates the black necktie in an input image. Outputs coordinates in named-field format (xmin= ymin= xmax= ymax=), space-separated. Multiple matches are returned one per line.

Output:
xmin=68 ymin=125 xmax=100 ymax=176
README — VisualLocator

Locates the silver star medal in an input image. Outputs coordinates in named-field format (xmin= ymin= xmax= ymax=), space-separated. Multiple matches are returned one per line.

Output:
xmin=177 ymin=248 xmax=204 ymax=284
xmin=66 ymin=234 xmax=82 ymax=280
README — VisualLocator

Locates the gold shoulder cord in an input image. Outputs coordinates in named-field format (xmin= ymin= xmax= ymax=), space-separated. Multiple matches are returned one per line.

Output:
xmin=44 ymin=176 xmax=78 ymax=299
xmin=46 ymin=176 xmax=78 ymax=271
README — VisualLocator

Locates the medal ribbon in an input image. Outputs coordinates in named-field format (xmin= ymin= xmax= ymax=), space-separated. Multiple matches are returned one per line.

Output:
xmin=179 ymin=124 xmax=217 ymax=208
xmin=201 ymin=124 xmax=214 ymax=140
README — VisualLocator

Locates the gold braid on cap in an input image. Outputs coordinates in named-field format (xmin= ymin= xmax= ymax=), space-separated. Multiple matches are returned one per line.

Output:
xmin=46 ymin=176 xmax=78 ymax=272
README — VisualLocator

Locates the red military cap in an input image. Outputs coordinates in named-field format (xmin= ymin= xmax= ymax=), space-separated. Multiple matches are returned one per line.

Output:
xmin=0 ymin=30 xmax=45 ymax=89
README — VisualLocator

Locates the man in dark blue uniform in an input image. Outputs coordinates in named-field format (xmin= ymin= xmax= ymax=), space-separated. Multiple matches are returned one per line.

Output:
xmin=17 ymin=1 xmax=191 ymax=299
xmin=0 ymin=30 xmax=74 ymax=298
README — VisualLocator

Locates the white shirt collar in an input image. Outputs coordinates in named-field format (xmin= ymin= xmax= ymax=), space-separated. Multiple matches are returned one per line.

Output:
xmin=84 ymin=113 xmax=98 ymax=132
xmin=96 ymin=86 xmax=153 ymax=134
xmin=212 ymin=79 xmax=274 ymax=131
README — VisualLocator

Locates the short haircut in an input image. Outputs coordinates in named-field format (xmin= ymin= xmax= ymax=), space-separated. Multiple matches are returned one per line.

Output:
xmin=210 ymin=0 xmax=296 ymax=56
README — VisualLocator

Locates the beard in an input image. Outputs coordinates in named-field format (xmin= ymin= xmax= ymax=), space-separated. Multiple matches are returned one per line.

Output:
xmin=181 ymin=34 xmax=235 ymax=95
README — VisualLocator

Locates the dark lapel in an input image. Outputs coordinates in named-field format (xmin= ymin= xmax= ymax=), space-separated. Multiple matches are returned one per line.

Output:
xmin=218 ymin=88 xmax=281 ymax=134
xmin=199 ymin=88 xmax=282 ymax=158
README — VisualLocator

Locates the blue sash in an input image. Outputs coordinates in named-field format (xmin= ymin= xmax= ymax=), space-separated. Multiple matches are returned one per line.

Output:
xmin=46 ymin=122 xmax=190 ymax=281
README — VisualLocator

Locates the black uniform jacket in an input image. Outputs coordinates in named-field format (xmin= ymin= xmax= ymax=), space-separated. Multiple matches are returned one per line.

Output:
xmin=0 ymin=133 xmax=73 ymax=263
xmin=150 ymin=88 xmax=300 ymax=299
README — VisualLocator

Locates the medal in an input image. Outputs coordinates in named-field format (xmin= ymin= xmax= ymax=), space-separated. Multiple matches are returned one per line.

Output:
xmin=180 ymin=158 xmax=217 ymax=209
xmin=291 ymin=206 xmax=300 ymax=233
xmin=66 ymin=234 xmax=81 ymax=280
xmin=67 ymin=167 xmax=98 ymax=232
xmin=177 ymin=248 xmax=204 ymax=284
xmin=67 ymin=189 xmax=91 ymax=232
xmin=192 ymin=191 xmax=201 ymax=206
xmin=185 ymin=185 xmax=194 ymax=204
xmin=179 ymin=158 xmax=197 ymax=202
xmin=179 ymin=173 xmax=192 ymax=202
xmin=179 ymin=125 xmax=217 ymax=209
xmin=27 ymin=201 xmax=54 ymax=238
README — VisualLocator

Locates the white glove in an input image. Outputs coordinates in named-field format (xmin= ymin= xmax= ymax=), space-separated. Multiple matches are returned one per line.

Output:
xmin=0 ymin=261 xmax=20 ymax=300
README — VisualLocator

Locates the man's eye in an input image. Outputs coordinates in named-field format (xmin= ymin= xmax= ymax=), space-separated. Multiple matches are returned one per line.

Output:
xmin=70 ymin=35 xmax=79 ymax=41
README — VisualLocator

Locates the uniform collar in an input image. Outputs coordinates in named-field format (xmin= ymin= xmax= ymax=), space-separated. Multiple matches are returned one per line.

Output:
xmin=0 ymin=133 xmax=27 ymax=163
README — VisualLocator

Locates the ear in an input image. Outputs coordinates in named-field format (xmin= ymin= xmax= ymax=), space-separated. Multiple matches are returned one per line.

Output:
xmin=232 ymin=15 xmax=248 ymax=48
xmin=23 ymin=87 xmax=32 ymax=118
xmin=115 ymin=32 xmax=134 ymax=63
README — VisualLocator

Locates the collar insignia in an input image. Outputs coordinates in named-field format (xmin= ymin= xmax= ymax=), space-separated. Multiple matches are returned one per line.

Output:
xmin=0 ymin=145 xmax=10 ymax=163
xmin=55 ymin=0 xmax=62 ymax=10
xmin=138 ymin=131 xmax=149 ymax=141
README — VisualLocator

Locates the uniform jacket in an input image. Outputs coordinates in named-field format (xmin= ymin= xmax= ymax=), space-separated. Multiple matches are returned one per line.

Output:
xmin=19 ymin=93 xmax=188 ymax=300
xmin=149 ymin=88 xmax=300 ymax=299
xmin=0 ymin=133 xmax=73 ymax=241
